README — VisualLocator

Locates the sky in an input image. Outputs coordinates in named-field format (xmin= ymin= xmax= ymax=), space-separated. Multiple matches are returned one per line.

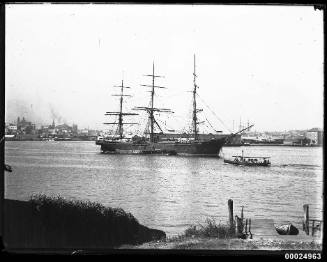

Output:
xmin=5 ymin=4 xmax=324 ymax=133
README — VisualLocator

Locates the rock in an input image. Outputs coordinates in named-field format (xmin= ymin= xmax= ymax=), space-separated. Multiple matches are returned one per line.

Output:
xmin=4 ymin=164 xmax=12 ymax=172
xmin=275 ymin=223 xmax=299 ymax=235
xmin=288 ymin=224 xmax=299 ymax=235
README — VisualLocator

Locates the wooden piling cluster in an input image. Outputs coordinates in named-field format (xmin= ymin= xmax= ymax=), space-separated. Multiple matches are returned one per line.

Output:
xmin=228 ymin=200 xmax=323 ymax=239
xmin=228 ymin=199 xmax=252 ymax=239
xmin=303 ymin=204 xmax=323 ymax=237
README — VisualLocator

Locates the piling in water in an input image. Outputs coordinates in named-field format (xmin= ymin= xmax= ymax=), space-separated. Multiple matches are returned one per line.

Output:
xmin=228 ymin=199 xmax=234 ymax=231
xmin=303 ymin=204 xmax=309 ymax=235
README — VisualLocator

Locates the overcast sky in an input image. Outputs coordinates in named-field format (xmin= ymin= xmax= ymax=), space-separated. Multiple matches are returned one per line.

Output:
xmin=5 ymin=4 xmax=324 ymax=133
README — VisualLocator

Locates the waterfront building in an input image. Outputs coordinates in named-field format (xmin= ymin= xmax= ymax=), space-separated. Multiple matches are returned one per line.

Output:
xmin=87 ymin=130 xmax=98 ymax=136
xmin=79 ymin=129 xmax=89 ymax=136
xmin=72 ymin=124 xmax=78 ymax=135
xmin=16 ymin=117 xmax=36 ymax=135
xmin=7 ymin=124 xmax=18 ymax=134
xmin=306 ymin=128 xmax=323 ymax=146
xmin=283 ymin=135 xmax=311 ymax=146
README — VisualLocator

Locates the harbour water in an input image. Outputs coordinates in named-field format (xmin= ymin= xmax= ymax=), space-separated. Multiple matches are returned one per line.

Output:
xmin=5 ymin=141 xmax=323 ymax=236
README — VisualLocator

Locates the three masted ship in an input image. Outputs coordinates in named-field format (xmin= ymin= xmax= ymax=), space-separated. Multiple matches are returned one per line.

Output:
xmin=96 ymin=56 xmax=231 ymax=156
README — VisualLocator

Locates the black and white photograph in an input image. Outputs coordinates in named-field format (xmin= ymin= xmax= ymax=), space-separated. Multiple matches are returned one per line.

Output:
xmin=1 ymin=3 xmax=324 ymax=256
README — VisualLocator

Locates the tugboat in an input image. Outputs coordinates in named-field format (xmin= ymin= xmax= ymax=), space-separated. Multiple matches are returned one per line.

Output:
xmin=224 ymin=150 xmax=271 ymax=166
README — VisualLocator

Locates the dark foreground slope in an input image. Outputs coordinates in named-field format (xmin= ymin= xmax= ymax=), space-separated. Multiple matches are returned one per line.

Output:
xmin=3 ymin=195 xmax=165 ymax=250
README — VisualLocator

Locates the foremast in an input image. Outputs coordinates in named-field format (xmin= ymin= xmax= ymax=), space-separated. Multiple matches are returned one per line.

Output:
xmin=104 ymin=80 xmax=138 ymax=139
xmin=134 ymin=62 xmax=172 ymax=142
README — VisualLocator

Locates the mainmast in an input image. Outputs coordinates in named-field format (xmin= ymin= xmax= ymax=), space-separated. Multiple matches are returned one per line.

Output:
xmin=134 ymin=62 xmax=172 ymax=143
xmin=104 ymin=79 xmax=138 ymax=139
xmin=193 ymin=54 xmax=198 ymax=141
xmin=192 ymin=55 xmax=203 ymax=141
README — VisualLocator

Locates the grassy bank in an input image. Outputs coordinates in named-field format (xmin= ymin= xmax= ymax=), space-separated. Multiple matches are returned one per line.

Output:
xmin=3 ymin=195 xmax=165 ymax=250
xmin=129 ymin=237 xmax=323 ymax=250
xmin=182 ymin=218 xmax=235 ymax=239
xmin=123 ymin=218 xmax=322 ymax=250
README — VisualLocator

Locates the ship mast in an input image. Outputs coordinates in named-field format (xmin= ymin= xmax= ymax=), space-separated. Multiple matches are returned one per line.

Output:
xmin=193 ymin=54 xmax=198 ymax=141
xmin=192 ymin=55 xmax=204 ymax=141
xmin=104 ymin=79 xmax=138 ymax=139
xmin=150 ymin=62 xmax=155 ymax=141
xmin=134 ymin=62 xmax=172 ymax=143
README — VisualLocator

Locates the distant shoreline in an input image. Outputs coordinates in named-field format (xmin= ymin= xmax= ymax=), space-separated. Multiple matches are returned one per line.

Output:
xmin=240 ymin=144 xmax=322 ymax=147
xmin=4 ymin=138 xmax=96 ymax=142
xmin=4 ymin=139 xmax=322 ymax=147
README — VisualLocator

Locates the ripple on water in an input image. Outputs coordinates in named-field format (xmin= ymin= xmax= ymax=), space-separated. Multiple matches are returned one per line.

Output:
xmin=4 ymin=142 xmax=323 ymax=236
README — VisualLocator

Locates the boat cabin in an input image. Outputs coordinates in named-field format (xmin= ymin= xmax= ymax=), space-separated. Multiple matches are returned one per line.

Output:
xmin=232 ymin=155 xmax=270 ymax=164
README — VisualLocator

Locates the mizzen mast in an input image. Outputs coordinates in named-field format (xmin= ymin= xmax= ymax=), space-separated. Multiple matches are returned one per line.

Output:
xmin=104 ymin=79 xmax=138 ymax=139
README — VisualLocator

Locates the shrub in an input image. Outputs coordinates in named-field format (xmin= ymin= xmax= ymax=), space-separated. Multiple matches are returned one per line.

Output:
xmin=27 ymin=194 xmax=144 ymax=248
xmin=183 ymin=218 xmax=235 ymax=239
xmin=3 ymin=194 xmax=165 ymax=249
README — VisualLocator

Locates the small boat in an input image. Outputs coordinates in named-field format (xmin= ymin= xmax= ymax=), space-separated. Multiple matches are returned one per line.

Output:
xmin=224 ymin=150 xmax=271 ymax=167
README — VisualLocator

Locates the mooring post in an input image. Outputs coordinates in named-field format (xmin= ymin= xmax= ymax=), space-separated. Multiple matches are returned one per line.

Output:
xmin=303 ymin=204 xmax=309 ymax=235
xmin=240 ymin=206 xmax=244 ymax=232
xmin=245 ymin=218 xmax=248 ymax=235
xmin=312 ymin=220 xmax=315 ymax=236
xmin=235 ymin=215 xmax=240 ymax=236
xmin=228 ymin=199 xmax=234 ymax=230
xmin=249 ymin=218 xmax=252 ymax=239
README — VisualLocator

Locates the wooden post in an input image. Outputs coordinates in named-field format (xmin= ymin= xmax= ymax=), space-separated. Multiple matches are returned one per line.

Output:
xmin=240 ymin=206 xmax=244 ymax=232
xmin=312 ymin=220 xmax=315 ymax=236
xmin=249 ymin=218 xmax=252 ymax=238
xmin=235 ymin=215 xmax=240 ymax=236
xmin=303 ymin=204 xmax=309 ymax=235
xmin=228 ymin=199 xmax=234 ymax=230
xmin=245 ymin=218 xmax=248 ymax=234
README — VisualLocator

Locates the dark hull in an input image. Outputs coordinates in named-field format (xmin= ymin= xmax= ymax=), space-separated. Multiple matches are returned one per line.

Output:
xmin=224 ymin=159 xmax=270 ymax=167
xmin=97 ymin=139 xmax=225 ymax=156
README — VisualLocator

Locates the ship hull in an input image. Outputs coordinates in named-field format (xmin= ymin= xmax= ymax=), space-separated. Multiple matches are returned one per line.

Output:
xmin=223 ymin=159 xmax=270 ymax=167
xmin=98 ymin=139 xmax=225 ymax=156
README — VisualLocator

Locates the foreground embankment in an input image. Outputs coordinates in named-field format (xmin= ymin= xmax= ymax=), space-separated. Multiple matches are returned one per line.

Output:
xmin=126 ymin=237 xmax=322 ymax=250
xmin=122 ymin=215 xmax=322 ymax=250
xmin=3 ymin=196 xmax=322 ymax=252
xmin=3 ymin=195 xmax=165 ymax=250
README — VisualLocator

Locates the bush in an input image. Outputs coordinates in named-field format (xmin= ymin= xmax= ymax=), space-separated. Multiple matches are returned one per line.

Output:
xmin=4 ymin=194 xmax=166 ymax=249
xmin=183 ymin=218 xmax=235 ymax=239
xmin=28 ymin=194 xmax=143 ymax=248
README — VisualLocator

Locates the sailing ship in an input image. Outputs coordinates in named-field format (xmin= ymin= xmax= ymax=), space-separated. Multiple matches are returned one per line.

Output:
xmin=96 ymin=56 xmax=247 ymax=156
